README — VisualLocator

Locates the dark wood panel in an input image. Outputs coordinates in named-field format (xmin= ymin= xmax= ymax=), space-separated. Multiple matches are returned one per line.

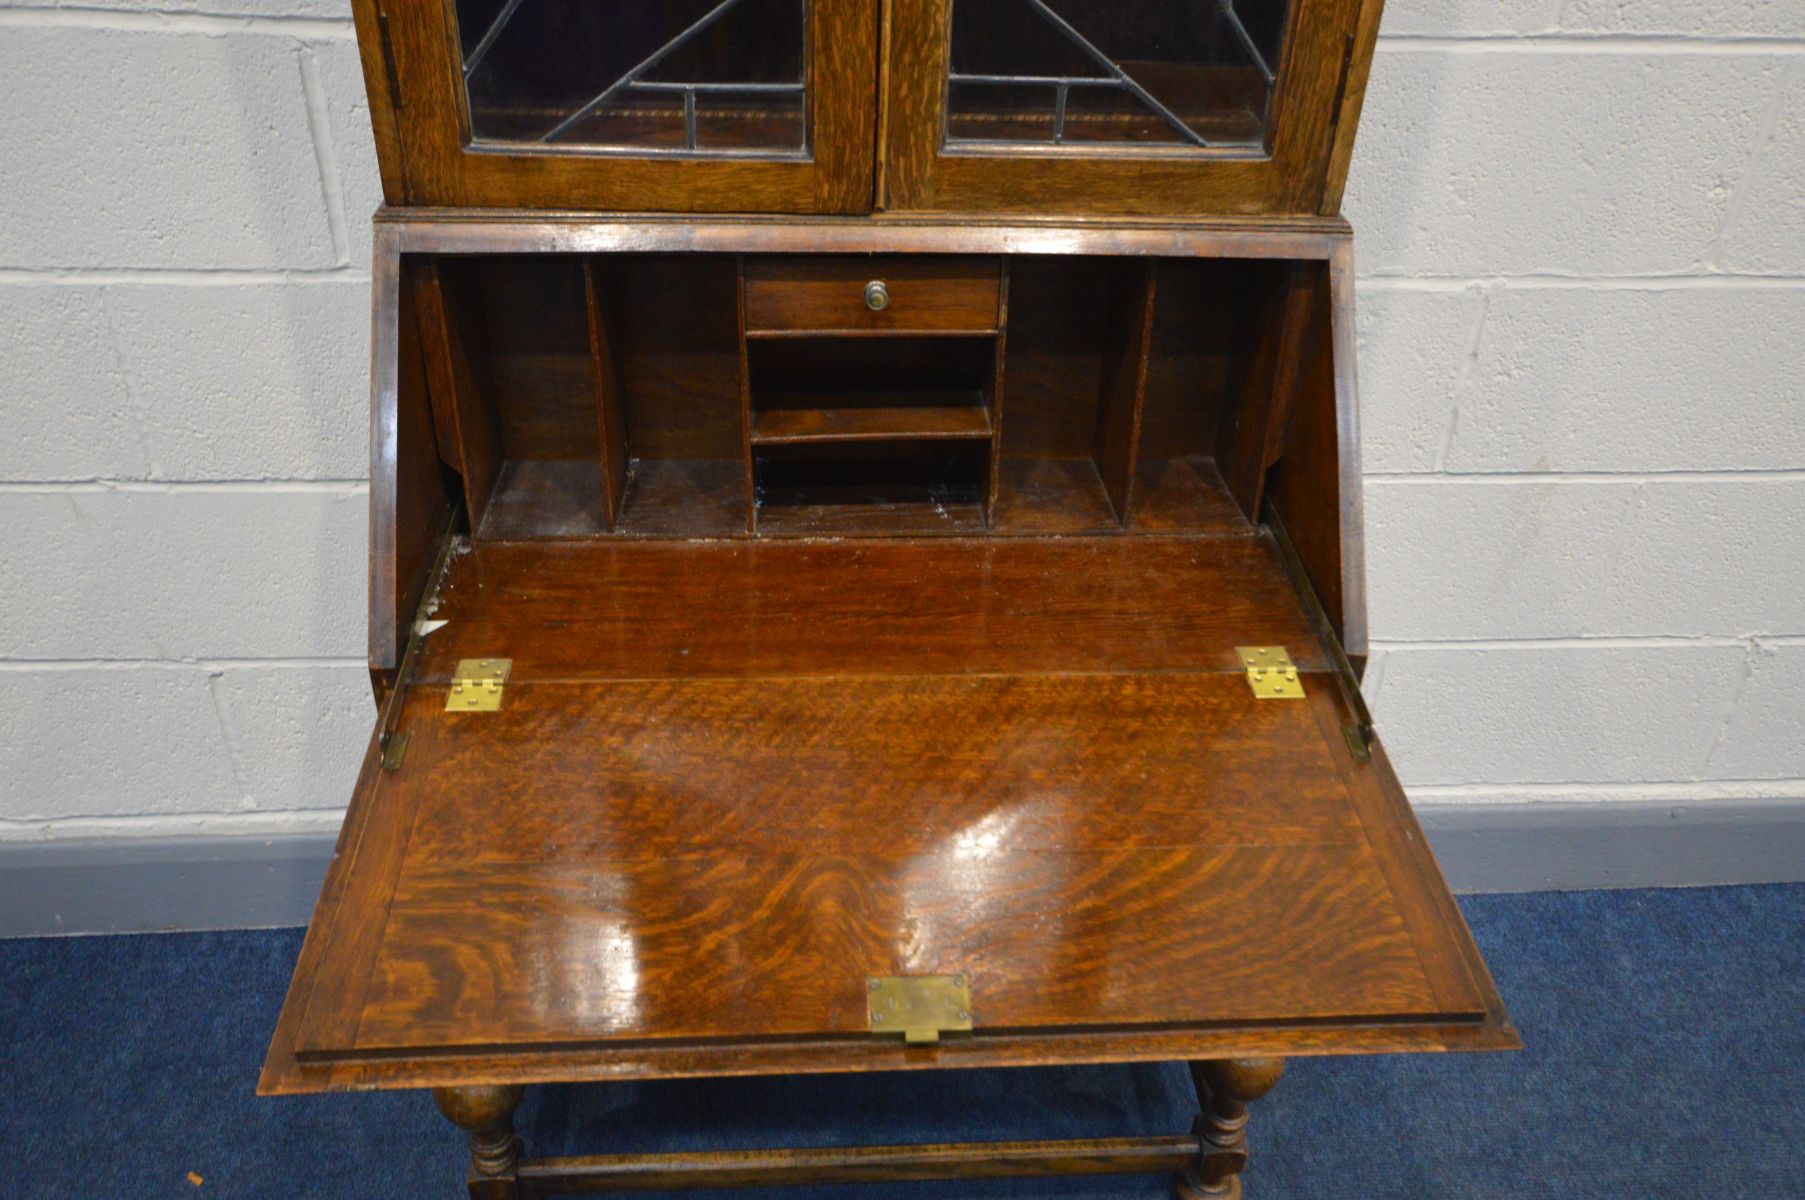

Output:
xmin=614 ymin=256 xmax=745 ymax=462
xmin=468 ymin=258 xmax=599 ymax=463
xmin=412 ymin=535 xmax=1326 ymax=683
xmin=479 ymin=460 xmax=607 ymax=540
xmin=346 ymin=689 xmax=1441 ymax=1052
xmin=997 ymin=258 xmax=1111 ymax=460
xmin=402 ymin=674 xmax=1366 ymax=865
xmin=1218 ymin=264 xmax=1322 ymax=519
xmin=1140 ymin=259 xmax=1256 ymax=464
xmin=372 ymin=249 xmax=454 ymax=683
xmin=881 ymin=0 xmax=1373 ymax=215
xmin=752 ymin=403 xmax=991 ymax=445
xmin=412 ymin=259 xmax=503 ymax=523
xmin=584 ymin=260 xmax=629 ymax=528
xmin=1266 ymin=243 xmax=1360 ymax=652
xmin=377 ymin=0 xmax=878 ymax=213
xmin=357 ymin=839 xmax=1435 ymax=1050
xmin=992 ymin=458 xmax=1121 ymax=535
xmin=755 ymin=500 xmax=988 ymax=537
xmin=1095 ymin=262 xmax=1157 ymax=523
xmin=1132 ymin=458 xmax=1251 ymax=535
xmin=618 ymin=459 xmax=749 ymax=539
xmin=745 ymin=256 xmax=1002 ymax=334
xmin=520 ymin=1136 xmax=1199 ymax=1192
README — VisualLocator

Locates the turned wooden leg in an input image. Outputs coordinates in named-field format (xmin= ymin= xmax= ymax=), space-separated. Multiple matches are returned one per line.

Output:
xmin=435 ymin=1085 xmax=526 ymax=1199
xmin=1173 ymin=1058 xmax=1285 ymax=1200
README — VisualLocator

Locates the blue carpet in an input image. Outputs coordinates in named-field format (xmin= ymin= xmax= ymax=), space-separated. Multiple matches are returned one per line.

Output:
xmin=1 ymin=885 xmax=1801 ymax=1199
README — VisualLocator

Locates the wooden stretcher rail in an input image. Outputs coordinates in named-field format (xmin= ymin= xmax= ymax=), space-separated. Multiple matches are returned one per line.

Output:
xmin=516 ymin=1135 xmax=1201 ymax=1193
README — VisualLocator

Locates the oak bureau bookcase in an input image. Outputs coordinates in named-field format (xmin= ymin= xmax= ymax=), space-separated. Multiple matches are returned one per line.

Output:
xmin=261 ymin=2 xmax=1517 ymax=1196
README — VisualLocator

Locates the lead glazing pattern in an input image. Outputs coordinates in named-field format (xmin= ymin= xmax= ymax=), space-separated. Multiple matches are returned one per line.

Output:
xmin=455 ymin=0 xmax=809 ymax=154
xmin=945 ymin=0 xmax=1290 ymax=149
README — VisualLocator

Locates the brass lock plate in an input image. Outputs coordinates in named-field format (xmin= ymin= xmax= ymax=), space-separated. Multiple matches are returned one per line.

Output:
xmin=867 ymin=975 xmax=972 ymax=1044
xmin=1237 ymin=646 xmax=1304 ymax=699
xmin=446 ymin=658 xmax=511 ymax=712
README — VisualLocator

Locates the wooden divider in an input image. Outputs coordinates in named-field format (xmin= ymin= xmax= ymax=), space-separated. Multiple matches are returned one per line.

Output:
xmin=1095 ymin=260 xmax=1158 ymax=526
xmin=582 ymin=259 xmax=630 ymax=531
xmin=411 ymin=259 xmax=502 ymax=527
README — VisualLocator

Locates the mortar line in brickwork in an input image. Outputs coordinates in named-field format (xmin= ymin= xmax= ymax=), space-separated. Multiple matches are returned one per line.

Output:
xmin=0 ymin=268 xmax=368 ymax=286
xmin=1406 ymin=780 xmax=1805 ymax=800
xmin=0 ymin=8 xmax=354 ymax=39
xmin=1357 ymin=275 xmax=1805 ymax=291
xmin=1366 ymin=469 xmax=1805 ymax=484
xmin=0 ymin=480 xmax=368 ymax=493
xmin=1378 ymin=33 xmax=1805 ymax=55
xmin=0 ymin=659 xmax=368 ymax=673
xmin=1368 ymin=635 xmax=1779 ymax=650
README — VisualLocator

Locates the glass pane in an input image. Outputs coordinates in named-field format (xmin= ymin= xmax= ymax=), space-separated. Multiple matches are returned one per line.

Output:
xmin=455 ymin=0 xmax=808 ymax=155
xmin=945 ymin=0 xmax=1291 ymax=150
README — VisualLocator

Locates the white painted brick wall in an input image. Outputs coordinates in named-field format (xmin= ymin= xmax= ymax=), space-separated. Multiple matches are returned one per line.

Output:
xmin=0 ymin=0 xmax=1799 ymax=842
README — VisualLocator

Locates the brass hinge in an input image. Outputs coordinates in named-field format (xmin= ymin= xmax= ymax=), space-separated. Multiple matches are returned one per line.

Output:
xmin=868 ymin=975 xmax=973 ymax=1044
xmin=1237 ymin=646 xmax=1305 ymax=699
xmin=446 ymin=658 xmax=511 ymax=712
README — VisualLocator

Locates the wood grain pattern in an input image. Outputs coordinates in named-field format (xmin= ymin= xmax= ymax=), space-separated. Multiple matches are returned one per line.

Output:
xmin=378 ymin=0 xmax=879 ymax=212
xmin=369 ymin=227 xmax=454 ymax=676
xmin=609 ymin=255 xmax=746 ymax=463
xmin=584 ymin=260 xmax=630 ymax=530
xmin=881 ymin=0 xmax=1373 ymax=216
xmin=399 ymin=674 xmax=1366 ymax=866
xmin=410 ymin=535 xmax=1328 ymax=683
xmin=1095 ymin=261 xmax=1157 ymax=524
xmin=265 ymin=665 xmax=1510 ymax=1094
xmin=1217 ymin=263 xmax=1322 ymax=519
xmin=465 ymin=258 xmax=599 ymax=463
xmin=1320 ymin=0 xmax=1388 ymax=215
xmin=348 ymin=0 xmax=407 ymax=204
xmin=520 ymin=1136 xmax=1201 ymax=1191
xmin=413 ymin=259 xmax=503 ymax=525
xmin=751 ymin=404 xmax=991 ymax=445
xmin=478 ymin=460 xmax=607 ymax=540
xmin=1264 ymin=241 xmax=1363 ymax=654
xmin=744 ymin=257 xmax=1002 ymax=334
xmin=312 ymin=17 xmax=1504 ymax=1180
xmin=329 ymin=678 xmax=1441 ymax=1054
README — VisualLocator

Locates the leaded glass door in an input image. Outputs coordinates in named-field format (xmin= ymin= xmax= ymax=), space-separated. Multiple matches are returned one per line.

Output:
xmin=375 ymin=0 xmax=878 ymax=211
xmin=883 ymin=0 xmax=1372 ymax=215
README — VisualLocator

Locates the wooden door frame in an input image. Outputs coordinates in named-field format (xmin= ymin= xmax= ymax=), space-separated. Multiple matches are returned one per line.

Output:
xmin=880 ymin=0 xmax=1376 ymax=215
xmin=360 ymin=0 xmax=880 ymax=212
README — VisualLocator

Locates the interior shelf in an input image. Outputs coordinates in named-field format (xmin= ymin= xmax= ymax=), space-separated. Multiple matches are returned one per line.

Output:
xmin=753 ymin=442 xmax=989 ymax=536
xmin=751 ymin=394 xmax=992 ymax=445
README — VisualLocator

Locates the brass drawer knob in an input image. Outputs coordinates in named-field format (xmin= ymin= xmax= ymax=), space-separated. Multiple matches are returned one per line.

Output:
xmin=864 ymin=279 xmax=889 ymax=311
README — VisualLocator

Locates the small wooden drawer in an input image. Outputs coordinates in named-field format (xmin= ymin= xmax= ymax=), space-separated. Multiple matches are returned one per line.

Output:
xmin=744 ymin=256 xmax=1002 ymax=335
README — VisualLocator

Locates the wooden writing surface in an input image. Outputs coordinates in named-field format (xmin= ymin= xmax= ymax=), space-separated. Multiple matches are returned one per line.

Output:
xmin=264 ymin=535 xmax=1509 ymax=1095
